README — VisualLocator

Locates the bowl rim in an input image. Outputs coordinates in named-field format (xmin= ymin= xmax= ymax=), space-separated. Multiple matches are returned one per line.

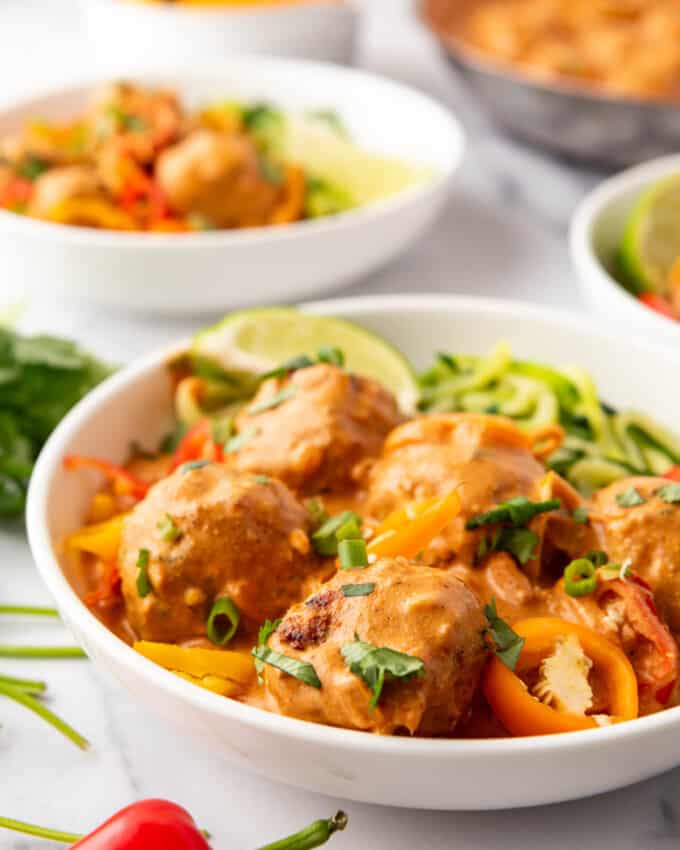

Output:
xmin=569 ymin=153 xmax=680 ymax=337
xmin=420 ymin=0 xmax=680 ymax=110
xmin=0 ymin=59 xmax=463 ymax=249
xmin=26 ymin=293 xmax=680 ymax=759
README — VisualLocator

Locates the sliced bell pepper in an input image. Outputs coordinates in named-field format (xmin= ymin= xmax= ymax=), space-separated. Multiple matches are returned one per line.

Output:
xmin=664 ymin=465 xmax=680 ymax=482
xmin=45 ymin=198 xmax=137 ymax=230
xmin=65 ymin=513 xmax=126 ymax=562
xmin=170 ymin=417 xmax=223 ymax=470
xmin=639 ymin=292 xmax=678 ymax=321
xmin=270 ymin=165 xmax=306 ymax=225
xmin=134 ymin=640 xmax=254 ymax=685
xmin=64 ymin=455 xmax=150 ymax=500
xmin=483 ymin=617 xmax=638 ymax=736
xmin=83 ymin=561 xmax=121 ymax=608
xmin=368 ymin=490 xmax=461 ymax=560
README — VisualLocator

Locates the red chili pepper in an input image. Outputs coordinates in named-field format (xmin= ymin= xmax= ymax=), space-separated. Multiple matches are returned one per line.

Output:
xmin=0 ymin=803 xmax=348 ymax=849
xmin=170 ymin=418 xmax=214 ymax=470
xmin=639 ymin=292 xmax=678 ymax=321
xmin=64 ymin=455 xmax=150 ymax=499
xmin=664 ymin=466 xmax=680 ymax=482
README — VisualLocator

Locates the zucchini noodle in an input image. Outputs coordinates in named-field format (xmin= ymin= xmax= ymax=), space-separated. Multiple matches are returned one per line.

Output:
xmin=418 ymin=342 xmax=679 ymax=495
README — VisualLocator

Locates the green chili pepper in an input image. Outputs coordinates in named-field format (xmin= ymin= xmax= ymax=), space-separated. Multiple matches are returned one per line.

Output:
xmin=257 ymin=811 xmax=348 ymax=850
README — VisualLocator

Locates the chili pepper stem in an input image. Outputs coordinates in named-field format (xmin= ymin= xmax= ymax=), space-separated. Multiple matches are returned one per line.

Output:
xmin=0 ymin=815 xmax=82 ymax=844
xmin=257 ymin=811 xmax=348 ymax=850
xmin=0 ymin=681 xmax=89 ymax=750
xmin=0 ymin=645 xmax=86 ymax=659
xmin=0 ymin=605 xmax=59 ymax=617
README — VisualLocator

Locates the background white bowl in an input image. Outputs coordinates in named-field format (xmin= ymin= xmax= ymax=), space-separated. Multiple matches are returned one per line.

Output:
xmin=81 ymin=0 xmax=358 ymax=67
xmin=27 ymin=295 xmax=680 ymax=810
xmin=0 ymin=62 xmax=463 ymax=315
xmin=570 ymin=154 xmax=680 ymax=346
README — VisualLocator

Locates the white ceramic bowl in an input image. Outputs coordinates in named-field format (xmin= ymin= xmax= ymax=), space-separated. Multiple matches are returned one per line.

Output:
xmin=28 ymin=295 xmax=680 ymax=810
xmin=570 ymin=154 xmax=680 ymax=346
xmin=81 ymin=1 xmax=358 ymax=67
xmin=0 ymin=63 xmax=462 ymax=315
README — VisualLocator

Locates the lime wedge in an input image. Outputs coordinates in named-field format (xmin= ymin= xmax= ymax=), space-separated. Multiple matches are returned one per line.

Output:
xmin=279 ymin=115 xmax=432 ymax=207
xmin=618 ymin=174 xmax=680 ymax=294
xmin=193 ymin=307 xmax=419 ymax=411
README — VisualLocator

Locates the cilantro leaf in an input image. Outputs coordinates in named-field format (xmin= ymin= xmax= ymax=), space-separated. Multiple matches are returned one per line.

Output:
xmin=253 ymin=618 xmax=281 ymax=682
xmin=616 ymin=487 xmax=645 ymax=507
xmin=466 ymin=497 xmax=561 ymax=530
xmin=251 ymin=646 xmax=321 ymax=689
xmin=572 ymin=506 xmax=589 ymax=524
xmin=341 ymin=635 xmax=425 ymax=710
xmin=483 ymin=598 xmax=525 ymax=671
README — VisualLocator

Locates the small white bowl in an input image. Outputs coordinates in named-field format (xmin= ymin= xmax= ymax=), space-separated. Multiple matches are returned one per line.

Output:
xmin=570 ymin=154 xmax=680 ymax=346
xmin=0 ymin=61 xmax=463 ymax=315
xmin=81 ymin=0 xmax=358 ymax=66
xmin=27 ymin=294 xmax=680 ymax=810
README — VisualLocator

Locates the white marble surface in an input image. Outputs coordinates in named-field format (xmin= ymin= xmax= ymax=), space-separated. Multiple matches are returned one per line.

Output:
xmin=1 ymin=1 xmax=679 ymax=848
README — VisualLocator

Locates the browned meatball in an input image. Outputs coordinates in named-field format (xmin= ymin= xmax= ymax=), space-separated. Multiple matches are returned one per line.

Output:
xmin=592 ymin=476 xmax=680 ymax=636
xmin=231 ymin=364 xmax=402 ymax=496
xmin=262 ymin=557 xmax=487 ymax=736
xmin=118 ymin=464 xmax=319 ymax=642
xmin=155 ymin=129 xmax=280 ymax=228
xmin=365 ymin=413 xmax=591 ymax=569
xmin=29 ymin=166 xmax=104 ymax=218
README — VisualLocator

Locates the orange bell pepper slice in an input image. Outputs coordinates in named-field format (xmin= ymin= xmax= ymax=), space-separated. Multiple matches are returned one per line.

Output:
xmin=368 ymin=490 xmax=461 ymax=560
xmin=483 ymin=617 xmax=639 ymax=736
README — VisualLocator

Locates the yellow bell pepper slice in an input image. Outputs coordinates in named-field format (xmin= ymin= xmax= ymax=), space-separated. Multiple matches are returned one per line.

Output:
xmin=134 ymin=641 xmax=254 ymax=684
xmin=368 ymin=490 xmax=461 ymax=560
xmin=66 ymin=514 xmax=126 ymax=562
xmin=173 ymin=671 xmax=239 ymax=697
xmin=46 ymin=198 xmax=137 ymax=230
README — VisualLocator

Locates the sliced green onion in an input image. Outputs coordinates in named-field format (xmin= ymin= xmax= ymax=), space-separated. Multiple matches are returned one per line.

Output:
xmin=335 ymin=517 xmax=362 ymax=541
xmin=180 ymin=460 xmax=211 ymax=474
xmin=311 ymin=510 xmax=362 ymax=556
xmin=564 ymin=558 xmax=598 ymax=597
xmin=305 ymin=498 xmax=329 ymax=529
xmin=136 ymin=549 xmax=152 ymax=598
xmin=207 ymin=597 xmax=240 ymax=646
xmin=249 ymin=385 xmax=297 ymax=415
xmin=572 ymin=506 xmax=589 ymax=524
xmin=616 ymin=487 xmax=645 ymax=507
xmin=261 ymin=355 xmax=314 ymax=381
xmin=158 ymin=513 xmax=181 ymax=542
xmin=338 ymin=538 xmax=368 ymax=569
xmin=341 ymin=583 xmax=375 ymax=597
xmin=0 ymin=674 xmax=46 ymax=695
xmin=251 ymin=646 xmax=321 ymax=689
xmin=584 ymin=549 xmax=608 ymax=567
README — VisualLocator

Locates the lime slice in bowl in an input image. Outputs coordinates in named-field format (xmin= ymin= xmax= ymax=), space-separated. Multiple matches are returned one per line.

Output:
xmin=618 ymin=173 xmax=680 ymax=294
xmin=193 ymin=307 xmax=420 ymax=412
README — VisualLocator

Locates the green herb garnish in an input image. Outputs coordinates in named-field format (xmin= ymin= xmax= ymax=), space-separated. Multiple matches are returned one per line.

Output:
xmin=563 ymin=558 xmax=597 ymax=597
xmin=338 ymin=538 xmax=368 ymax=569
xmin=261 ymin=355 xmax=315 ymax=382
xmin=207 ymin=597 xmax=240 ymax=646
xmin=466 ymin=497 xmax=561 ymax=530
xmin=341 ymin=583 xmax=375 ymax=597
xmin=305 ymin=497 xmax=329 ymax=529
xmin=584 ymin=549 xmax=608 ymax=567
xmin=225 ymin=427 xmax=258 ymax=454
xmin=572 ymin=506 xmax=589 ymax=524
xmin=180 ymin=459 xmax=211 ymax=474
xmin=477 ymin=526 xmax=539 ymax=565
xmin=251 ymin=474 xmax=270 ymax=485
xmin=158 ymin=513 xmax=180 ymax=542
xmin=17 ymin=157 xmax=49 ymax=181
xmin=341 ymin=635 xmax=425 ymax=710
xmin=483 ymin=598 xmax=525 ymax=671
xmin=248 ymin=385 xmax=297 ymax=415
xmin=136 ymin=548 xmax=151 ymax=598
xmin=316 ymin=346 xmax=345 ymax=367
xmin=253 ymin=618 xmax=281 ymax=683
xmin=251 ymin=646 xmax=322 ymax=689
xmin=616 ymin=487 xmax=645 ymax=507
xmin=657 ymin=483 xmax=680 ymax=504
xmin=311 ymin=510 xmax=363 ymax=556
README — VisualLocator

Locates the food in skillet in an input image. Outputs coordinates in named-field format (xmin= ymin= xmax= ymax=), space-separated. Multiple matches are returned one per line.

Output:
xmin=425 ymin=0 xmax=680 ymax=102
xmin=0 ymin=81 xmax=427 ymax=232
xmin=63 ymin=308 xmax=680 ymax=738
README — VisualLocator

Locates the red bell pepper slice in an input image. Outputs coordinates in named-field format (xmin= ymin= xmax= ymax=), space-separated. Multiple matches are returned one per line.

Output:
xmin=83 ymin=561 xmax=122 ymax=608
xmin=639 ymin=292 xmax=678 ymax=321
xmin=64 ymin=455 xmax=150 ymax=499
xmin=664 ymin=466 xmax=680 ymax=482
xmin=169 ymin=418 xmax=217 ymax=470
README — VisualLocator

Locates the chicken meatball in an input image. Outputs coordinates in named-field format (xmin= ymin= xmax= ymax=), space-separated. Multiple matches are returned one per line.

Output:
xmin=231 ymin=364 xmax=402 ymax=495
xmin=29 ymin=165 xmax=103 ymax=218
xmin=592 ymin=476 xmax=680 ymax=636
xmin=262 ymin=557 xmax=487 ymax=735
xmin=118 ymin=463 xmax=319 ymax=642
xmin=365 ymin=413 xmax=590 ymax=568
xmin=156 ymin=129 xmax=281 ymax=228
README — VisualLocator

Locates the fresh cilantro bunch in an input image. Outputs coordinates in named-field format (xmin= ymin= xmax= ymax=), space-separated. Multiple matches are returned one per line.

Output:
xmin=0 ymin=327 xmax=110 ymax=518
